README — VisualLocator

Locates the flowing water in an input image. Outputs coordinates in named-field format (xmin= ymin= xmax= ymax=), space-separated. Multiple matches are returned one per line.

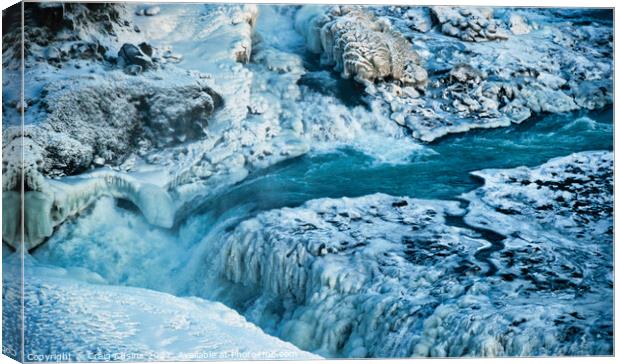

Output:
xmin=32 ymin=105 xmax=613 ymax=293
xmin=31 ymin=104 xmax=613 ymax=357
xmin=5 ymin=4 xmax=614 ymax=358
xmin=187 ymin=106 xmax=613 ymax=221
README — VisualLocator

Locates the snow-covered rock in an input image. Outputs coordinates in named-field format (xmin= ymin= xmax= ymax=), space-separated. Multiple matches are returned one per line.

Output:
xmin=296 ymin=5 xmax=427 ymax=89
xmin=431 ymin=7 xmax=509 ymax=42
xmin=378 ymin=8 xmax=612 ymax=141
xmin=292 ymin=6 xmax=612 ymax=142
xmin=401 ymin=8 xmax=434 ymax=33
xmin=184 ymin=193 xmax=611 ymax=357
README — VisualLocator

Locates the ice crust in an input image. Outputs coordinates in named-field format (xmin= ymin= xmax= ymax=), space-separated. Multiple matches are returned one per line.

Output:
xmin=3 ymin=4 xmax=612 ymax=249
xmin=1 ymin=254 xmax=318 ymax=361
xmin=35 ymin=168 xmax=613 ymax=357
xmin=1 ymin=3 xmax=613 ymax=359
xmin=462 ymin=151 xmax=613 ymax=299
xmin=198 ymin=191 xmax=611 ymax=357
xmin=463 ymin=151 xmax=613 ymax=243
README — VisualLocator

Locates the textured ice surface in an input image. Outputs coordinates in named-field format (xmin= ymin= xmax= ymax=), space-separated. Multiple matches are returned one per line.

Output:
xmin=195 ymin=193 xmax=612 ymax=357
xmin=35 ymin=186 xmax=613 ymax=357
xmin=430 ymin=7 xmax=510 ymax=42
xmin=2 ymin=254 xmax=318 ymax=361
xmin=2 ymin=3 xmax=613 ymax=360
xmin=462 ymin=151 xmax=613 ymax=312
xmin=463 ymin=151 xmax=613 ymax=244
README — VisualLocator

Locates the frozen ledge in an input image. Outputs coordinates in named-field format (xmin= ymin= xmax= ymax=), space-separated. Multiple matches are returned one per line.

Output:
xmin=2 ymin=170 xmax=174 ymax=251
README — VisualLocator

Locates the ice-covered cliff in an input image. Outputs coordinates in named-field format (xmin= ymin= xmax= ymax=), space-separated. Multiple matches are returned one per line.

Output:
xmin=2 ymin=3 xmax=613 ymax=360
xmin=197 ymin=179 xmax=611 ymax=357
xmin=3 ymin=4 xmax=612 ymax=250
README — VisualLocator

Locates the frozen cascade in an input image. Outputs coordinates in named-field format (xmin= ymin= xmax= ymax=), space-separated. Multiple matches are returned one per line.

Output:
xmin=184 ymin=192 xmax=611 ymax=357
xmin=3 ymin=170 xmax=174 ymax=251
xmin=31 ymin=110 xmax=613 ymax=358
xmin=4 ymin=3 xmax=613 ymax=359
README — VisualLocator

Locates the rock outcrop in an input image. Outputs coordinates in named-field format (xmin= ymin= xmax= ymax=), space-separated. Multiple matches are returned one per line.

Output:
xmin=366 ymin=7 xmax=613 ymax=141
xmin=296 ymin=6 xmax=428 ymax=89
xmin=431 ymin=7 xmax=510 ymax=42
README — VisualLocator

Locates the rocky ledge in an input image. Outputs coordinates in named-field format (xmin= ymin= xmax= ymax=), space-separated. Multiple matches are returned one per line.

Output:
xmin=299 ymin=5 xmax=612 ymax=141
xmin=2 ymin=4 xmax=612 ymax=253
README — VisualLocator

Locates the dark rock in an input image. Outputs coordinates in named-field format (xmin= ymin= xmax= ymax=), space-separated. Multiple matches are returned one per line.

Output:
xmin=124 ymin=65 xmax=143 ymax=76
xmin=138 ymin=42 xmax=153 ymax=57
xmin=70 ymin=42 xmax=105 ymax=60
xmin=392 ymin=200 xmax=409 ymax=208
xmin=117 ymin=43 xmax=154 ymax=70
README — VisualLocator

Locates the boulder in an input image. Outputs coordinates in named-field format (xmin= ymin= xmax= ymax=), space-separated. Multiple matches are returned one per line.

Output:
xmin=44 ymin=46 xmax=61 ymax=62
xmin=509 ymin=13 xmax=531 ymax=35
xmin=144 ymin=6 xmax=161 ymax=16
xmin=117 ymin=43 xmax=154 ymax=70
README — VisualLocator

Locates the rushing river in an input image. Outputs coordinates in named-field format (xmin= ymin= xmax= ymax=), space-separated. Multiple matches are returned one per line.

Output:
xmin=184 ymin=105 xmax=612 ymax=221
xmin=31 ymin=106 xmax=611 ymax=290
xmin=28 ymin=104 xmax=613 ymax=358
xmin=24 ymin=28 xmax=613 ymax=353
xmin=3 ymin=3 xmax=614 ymax=360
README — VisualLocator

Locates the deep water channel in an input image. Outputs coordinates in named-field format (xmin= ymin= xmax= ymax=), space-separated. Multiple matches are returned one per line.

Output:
xmin=189 ymin=106 xmax=612 ymax=221
xmin=30 ymin=104 xmax=612 ymax=357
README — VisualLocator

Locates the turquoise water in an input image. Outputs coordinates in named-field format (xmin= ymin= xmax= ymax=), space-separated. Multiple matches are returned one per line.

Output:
xmin=29 ymin=94 xmax=613 ymax=360
xmin=189 ymin=107 xmax=613 ymax=221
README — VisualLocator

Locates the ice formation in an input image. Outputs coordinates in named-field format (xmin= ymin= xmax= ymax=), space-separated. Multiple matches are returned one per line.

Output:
xmin=180 ymin=192 xmax=610 ymax=357
xmin=2 ymin=254 xmax=318 ymax=361
xmin=462 ymin=151 xmax=613 ymax=296
xmin=3 ymin=165 xmax=174 ymax=251
xmin=463 ymin=151 xmax=613 ymax=243
xmin=296 ymin=6 xmax=428 ymax=88
xmin=1 ymin=3 xmax=613 ymax=359
xmin=430 ymin=7 xmax=510 ymax=42
xmin=365 ymin=6 xmax=612 ymax=140
xmin=2 ymin=127 xmax=176 ymax=250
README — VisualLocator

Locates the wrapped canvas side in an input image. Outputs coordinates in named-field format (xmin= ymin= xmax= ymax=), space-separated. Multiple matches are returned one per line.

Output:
xmin=2 ymin=2 xmax=24 ymax=362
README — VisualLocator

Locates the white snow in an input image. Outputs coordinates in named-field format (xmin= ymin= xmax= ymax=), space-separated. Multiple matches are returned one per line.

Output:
xmin=2 ymin=253 xmax=319 ymax=361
